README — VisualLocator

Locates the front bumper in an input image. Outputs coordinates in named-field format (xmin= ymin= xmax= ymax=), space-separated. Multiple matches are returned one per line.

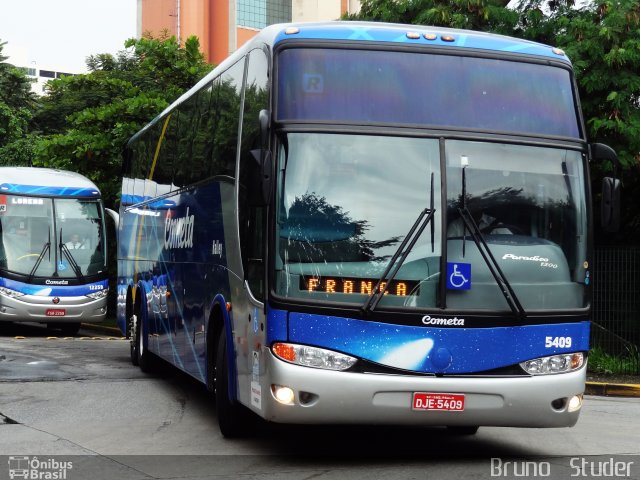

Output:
xmin=0 ymin=293 xmax=107 ymax=323
xmin=256 ymin=350 xmax=586 ymax=428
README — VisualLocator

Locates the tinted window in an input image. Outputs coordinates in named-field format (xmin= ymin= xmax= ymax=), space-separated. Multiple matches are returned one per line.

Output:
xmin=277 ymin=48 xmax=580 ymax=138
xmin=239 ymin=49 xmax=270 ymax=299
xmin=213 ymin=59 xmax=245 ymax=178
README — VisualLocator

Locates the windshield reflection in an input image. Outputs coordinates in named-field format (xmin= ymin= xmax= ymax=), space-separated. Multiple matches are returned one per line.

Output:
xmin=275 ymin=133 xmax=442 ymax=308
xmin=274 ymin=134 xmax=589 ymax=313
xmin=445 ymin=141 xmax=588 ymax=311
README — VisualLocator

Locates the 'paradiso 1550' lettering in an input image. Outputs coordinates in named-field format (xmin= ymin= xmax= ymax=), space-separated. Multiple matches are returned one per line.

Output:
xmin=165 ymin=208 xmax=195 ymax=250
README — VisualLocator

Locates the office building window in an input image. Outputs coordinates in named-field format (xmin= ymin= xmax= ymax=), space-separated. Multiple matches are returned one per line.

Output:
xmin=39 ymin=70 xmax=55 ymax=78
xmin=19 ymin=67 xmax=37 ymax=76
xmin=238 ymin=0 xmax=291 ymax=29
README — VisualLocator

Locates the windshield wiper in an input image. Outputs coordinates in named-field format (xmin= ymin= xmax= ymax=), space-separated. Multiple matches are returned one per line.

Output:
xmin=457 ymin=166 xmax=526 ymax=321
xmin=28 ymin=231 xmax=51 ymax=282
xmin=362 ymin=173 xmax=436 ymax=314
xmin=59 ymin=228 xmax=85 ymax=282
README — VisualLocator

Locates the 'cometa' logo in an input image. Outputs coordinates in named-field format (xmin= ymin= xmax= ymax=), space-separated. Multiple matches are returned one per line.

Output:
xmin=422 ymin=315 xmax=465 ymax=326
xmin=165 ymin=208 xmax=195 ymax=250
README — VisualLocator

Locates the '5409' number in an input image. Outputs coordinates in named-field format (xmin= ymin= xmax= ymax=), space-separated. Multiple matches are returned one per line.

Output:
xmin=545 ymin=336 xmax=572 ymax=348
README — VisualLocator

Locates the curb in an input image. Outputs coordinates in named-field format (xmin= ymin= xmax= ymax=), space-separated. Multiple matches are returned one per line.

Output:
xmin=585 ymin=381 xmax=640 ymax=398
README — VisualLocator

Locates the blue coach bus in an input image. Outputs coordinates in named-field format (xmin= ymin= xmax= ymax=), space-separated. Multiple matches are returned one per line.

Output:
xmin=118 ymin=22 xmax=620 ymax=436
xmin=0 ymin=167 xmax=112 ymax=335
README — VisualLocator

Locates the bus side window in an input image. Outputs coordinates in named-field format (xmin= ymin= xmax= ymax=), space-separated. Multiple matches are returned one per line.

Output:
xmin=239 ymin=48 xmax=269 ymax=300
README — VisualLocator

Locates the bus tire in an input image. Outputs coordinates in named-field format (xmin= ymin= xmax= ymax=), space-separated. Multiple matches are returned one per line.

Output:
xmin=136 ymin=312 xmax=153 ymax=373
xmin=215 ymin=328 xmax=250 ymax=438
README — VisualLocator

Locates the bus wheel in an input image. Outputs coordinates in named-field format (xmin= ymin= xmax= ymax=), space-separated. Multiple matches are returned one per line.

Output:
xmin=135 ymin=313 xmax=153 ymax=373
xmin=215 ymin=328 xmax=251 ymax=438
xmin=447 ymin=426 xmax=479 ymax=435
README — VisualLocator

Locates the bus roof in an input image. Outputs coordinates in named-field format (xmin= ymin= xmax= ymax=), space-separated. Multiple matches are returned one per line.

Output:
xmin=0 ymin=167 xmax=101 ymax=198
xmin=263 ymin=21 xmax=570 ymax=62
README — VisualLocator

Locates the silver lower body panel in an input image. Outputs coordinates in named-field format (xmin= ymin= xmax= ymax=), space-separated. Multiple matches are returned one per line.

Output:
xmin=0 ymin=294 xmax=106 ymax=324
xmin=256 ymin=350 xmax=585 ymax=428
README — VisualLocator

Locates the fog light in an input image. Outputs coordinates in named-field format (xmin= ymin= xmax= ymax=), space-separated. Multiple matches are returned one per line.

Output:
xmin=272 ymin=385 xmax=295 ymax=405
xmin=568 ymin=394 xmax=583 ymax=412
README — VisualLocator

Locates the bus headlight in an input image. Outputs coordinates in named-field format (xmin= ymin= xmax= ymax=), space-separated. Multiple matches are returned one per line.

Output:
xmin=0 ymin=286 xmax=25 ymax=298
xmin=272 ymin=342 xmax=357 ymax=371
xmin=87 ymin=288 xmax=109 ymax=299
xmin=520 ymin=352 xmax=584 ymax=375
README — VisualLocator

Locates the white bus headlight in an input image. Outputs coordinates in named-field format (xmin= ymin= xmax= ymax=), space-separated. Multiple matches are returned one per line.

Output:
xmin=272 ymin=342 xmax=357 ymax=371
xmin=0 ymin=286 xmax=25 ymax=298
xmin=87 ymin=288 xmax=109 ymax=299
xmin=520 ymin=352 xmax=584 ymax=375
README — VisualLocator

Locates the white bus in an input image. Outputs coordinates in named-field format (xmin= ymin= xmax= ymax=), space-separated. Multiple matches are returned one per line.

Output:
xmin=0 ymin=167 xmax=113 ymax=335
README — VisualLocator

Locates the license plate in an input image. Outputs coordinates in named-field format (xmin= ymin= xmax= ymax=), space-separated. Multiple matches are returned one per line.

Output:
xmin=45 ymin=309 xmax=66 ymax=317
xmin=412 ymin=392 xmax=465 ymax=411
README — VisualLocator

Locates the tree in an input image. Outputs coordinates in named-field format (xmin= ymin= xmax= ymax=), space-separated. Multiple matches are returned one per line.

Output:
xmin=0 ymin=39 xmax=38 ymax=166
xmin=29 ymin=34 xmax=213 ymax=207
xmin=347 ymin=0 xmax=518 ymax=33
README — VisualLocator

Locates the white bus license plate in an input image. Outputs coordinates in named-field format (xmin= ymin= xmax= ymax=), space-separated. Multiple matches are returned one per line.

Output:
xmin=412 ymin=392 xmax=465 ymax=411
xmin=46 ymin=309 xmax=66 ymax=317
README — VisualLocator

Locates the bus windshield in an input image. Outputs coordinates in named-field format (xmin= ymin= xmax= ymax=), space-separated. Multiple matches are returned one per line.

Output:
xmin=0 ymin=196 xmax=106 ymax=278
xmin=274 ymin=134 xmax=589 ymax=312
xmin=277 ymin=48 xmax=580 ymax=138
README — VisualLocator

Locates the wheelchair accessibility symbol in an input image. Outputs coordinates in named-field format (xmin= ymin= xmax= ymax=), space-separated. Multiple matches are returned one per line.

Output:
xmin=446 ymin=262 xmax=471 ymax=290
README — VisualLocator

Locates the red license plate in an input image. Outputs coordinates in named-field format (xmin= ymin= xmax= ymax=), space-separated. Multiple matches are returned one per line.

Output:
xmin=45 ymin=309 xmax=66 ymax=317
xmin=412 ymin=392 xmax=465 ymax=411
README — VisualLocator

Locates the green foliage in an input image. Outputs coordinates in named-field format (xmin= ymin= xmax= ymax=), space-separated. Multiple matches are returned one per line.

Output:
xmin=0 ymin=39 xmax=38 ymax=163
xmin=28 ymin=35 xmax=213 ymax=208
xmin=348 ymin=0 xmax=518 ymax=33
xmin=588 ymin=345 xmax=640 ymax=375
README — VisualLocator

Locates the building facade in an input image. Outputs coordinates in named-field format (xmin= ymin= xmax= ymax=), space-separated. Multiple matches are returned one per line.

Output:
xmin=138 ymin=0 xmax=361 ymax=65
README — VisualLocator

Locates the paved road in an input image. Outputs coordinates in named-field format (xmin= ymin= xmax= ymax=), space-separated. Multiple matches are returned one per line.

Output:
xmin=0 ymin=322 xmax=638 ymax=479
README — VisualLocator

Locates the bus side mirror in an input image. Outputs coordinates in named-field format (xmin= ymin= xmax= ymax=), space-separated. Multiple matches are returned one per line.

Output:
xmin=591 ymin=143 xmax=621 ymax=233
xmin=259 ymin=109 xmax=272 ymax=204
xmin=601 ymin=177 xmax=620 ymax=232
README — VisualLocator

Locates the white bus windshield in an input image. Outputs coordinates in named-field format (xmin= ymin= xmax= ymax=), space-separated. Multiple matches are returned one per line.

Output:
xmin=274 ymin=134 xmax=589 ymax=312
xmin=0 ymin=196 xmax=106 ymax=278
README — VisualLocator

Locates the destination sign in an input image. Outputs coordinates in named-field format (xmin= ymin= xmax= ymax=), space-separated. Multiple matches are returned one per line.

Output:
xmin=300 ymin=277 xmax=419 ymax=296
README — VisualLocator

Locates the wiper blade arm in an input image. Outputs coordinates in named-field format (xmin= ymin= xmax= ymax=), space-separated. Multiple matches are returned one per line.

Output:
xmin=362 ymin=208 xmax=434 ymax=314
xmin=362 ymin=174 xmax=436 ymax=315
xmin=28 ymin=232 xmax=51 ymax=282
xmin=457 ymin=206 xmax=526 ymax=321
